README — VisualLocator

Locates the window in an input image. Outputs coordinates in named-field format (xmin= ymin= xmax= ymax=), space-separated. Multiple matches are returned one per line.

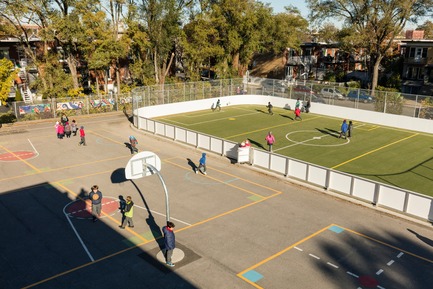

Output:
xmin=409 ymin=47 xmax=428 ymax=61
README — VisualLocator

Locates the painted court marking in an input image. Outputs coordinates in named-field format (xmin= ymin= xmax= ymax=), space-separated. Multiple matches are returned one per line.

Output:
xmin=64 ymin=197 xmax=119 ymax=219
xmin=0 ymin=139 xmax=39 ymax=161
xmin=275 ymin=130 xmax=350 ymax=151
xmin=237 ymin=224 xmax=433 ymax=289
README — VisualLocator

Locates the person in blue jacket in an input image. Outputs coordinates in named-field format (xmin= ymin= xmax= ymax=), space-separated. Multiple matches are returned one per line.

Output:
xmin=163 ymin=221 xmax=176 ymax=267
xmin=196 ymin=153 xmax=207 ymax=175
xmin=339 ymin=119 xmax=348 ymax=139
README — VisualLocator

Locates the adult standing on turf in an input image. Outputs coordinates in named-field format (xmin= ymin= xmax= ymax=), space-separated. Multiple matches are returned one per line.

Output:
xmin=304 ymin=98 xmax=311 ymax=113
xmin=119 ymin=196 xmax=134 ymax=229
xmin=266 ymin=102 xmax=274 ymax=115
xmin=265 ymin=131 xmax=275 ymax=152
xmin=163 ymin=221 xmax=176 ymax=267
xmin=339 ymin=119 xmax=348 ymax=139
xmin=89 ymin=185 xmax=103 ymax=222
xmin=348 ymin=121 xmax=353 ymax=138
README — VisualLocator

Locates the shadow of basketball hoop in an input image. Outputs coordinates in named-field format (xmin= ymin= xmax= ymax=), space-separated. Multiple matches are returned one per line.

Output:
xmin=111 ymin=168 xmax=128 ymax=183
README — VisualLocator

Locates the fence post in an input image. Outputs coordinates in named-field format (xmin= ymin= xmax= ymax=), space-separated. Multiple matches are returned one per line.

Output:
xmin=372 ymin=183 xmax=380 ymax=206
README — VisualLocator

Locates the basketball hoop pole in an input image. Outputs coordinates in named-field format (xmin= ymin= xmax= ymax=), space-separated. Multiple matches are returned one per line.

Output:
xmin=145 ymin=163 xmax=170 ymax=222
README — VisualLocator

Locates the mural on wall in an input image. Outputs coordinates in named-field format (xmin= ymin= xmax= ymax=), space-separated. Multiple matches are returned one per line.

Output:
xmin=56 ymin=101 xmax=84 ymax=110
xmin=90 ymin=99 xmax=115 ymax=107
xmin=19 ymin=104 xmax=51 ymax=115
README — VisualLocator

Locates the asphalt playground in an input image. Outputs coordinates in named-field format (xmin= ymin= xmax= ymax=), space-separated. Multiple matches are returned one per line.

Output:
xmin=1 ymin=112 xmax=433 ymax=289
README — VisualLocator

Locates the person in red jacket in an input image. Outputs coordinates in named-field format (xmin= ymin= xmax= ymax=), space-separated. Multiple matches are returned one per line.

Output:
xmin=294 ymin=107 xmax=302 ymax=121
xmin=78 ymin=126 xmax=86 ymax=146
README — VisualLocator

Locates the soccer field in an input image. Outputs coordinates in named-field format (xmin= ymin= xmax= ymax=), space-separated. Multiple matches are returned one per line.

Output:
xmin=156 ymin=105 xmax=433 ymax=197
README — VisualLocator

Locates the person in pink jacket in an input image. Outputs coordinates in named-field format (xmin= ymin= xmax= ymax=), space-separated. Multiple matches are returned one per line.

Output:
xmin=58 ymin=123 xmax=65 ymax=139
xmin=265 ymin=131 xmax=275 ymax=152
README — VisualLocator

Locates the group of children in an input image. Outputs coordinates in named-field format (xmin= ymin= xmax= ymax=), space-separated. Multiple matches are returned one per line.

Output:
xmin=339 ymin=119 xmax=353 ymax=139
xmin=55 ymin=114 xmax=86 ymax=146
xmin=267 ymin=98 xmax=307 ymax=121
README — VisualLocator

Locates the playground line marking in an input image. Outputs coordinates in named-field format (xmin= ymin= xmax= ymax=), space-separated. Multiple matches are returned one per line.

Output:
xmin=332 ymin=133 xmax=419 ymax=169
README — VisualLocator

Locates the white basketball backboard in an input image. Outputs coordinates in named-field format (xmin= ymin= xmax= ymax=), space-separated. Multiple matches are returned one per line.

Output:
xmin=125 ymin=151 xmax=162 ymax=179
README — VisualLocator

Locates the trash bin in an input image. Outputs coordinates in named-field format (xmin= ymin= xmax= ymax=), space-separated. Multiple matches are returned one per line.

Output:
xmin=237 ymin=146 xmax=250 ymax=164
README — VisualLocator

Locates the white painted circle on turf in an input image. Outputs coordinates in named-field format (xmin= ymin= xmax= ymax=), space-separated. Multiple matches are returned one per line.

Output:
xmin=285 ymin=130 xmax=350 ymax=147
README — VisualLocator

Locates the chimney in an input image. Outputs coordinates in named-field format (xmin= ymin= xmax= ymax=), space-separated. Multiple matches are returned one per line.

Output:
xmin=406 ymin=30 xmax=424 ymax=40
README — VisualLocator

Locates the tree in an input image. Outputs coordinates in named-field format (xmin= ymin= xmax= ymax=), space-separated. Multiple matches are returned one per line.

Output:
xmin=0 ymin=59 xmax=18 ymax=105
xmin=417 ymin=20 xmax=433 ymax=39
xmin=307 ymin=0 xmax=433 ymax=94
xmin=134 ymin=0 xmax=193 ymax=85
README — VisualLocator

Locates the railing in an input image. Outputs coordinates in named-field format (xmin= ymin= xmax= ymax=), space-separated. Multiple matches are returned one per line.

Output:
xmin=137 ymin=115 xmax=433 ymax=223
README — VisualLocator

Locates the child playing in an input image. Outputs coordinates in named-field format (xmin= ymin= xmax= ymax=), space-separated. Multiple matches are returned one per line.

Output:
xmin=195 ymin=153 xmax=207 ymax=175
xmin=294 ymin=107 xmax=302 ymax=120
xmin=129 ymin=135 xmax=138 ymax=154
xmin=71 ymin=120 xmax=78 ymax=136
xmin=78 ymin=126 xmax=86 ymax=146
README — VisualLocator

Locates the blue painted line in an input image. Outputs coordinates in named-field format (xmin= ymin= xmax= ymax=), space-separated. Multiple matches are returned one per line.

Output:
xmin=329 ymin=225 xmax=344 ymax=234
xmin=242 ymin=270 xmax=264 ymax=283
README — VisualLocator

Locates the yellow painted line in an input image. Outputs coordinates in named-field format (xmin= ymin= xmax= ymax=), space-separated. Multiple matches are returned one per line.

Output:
xmin=23 ymin=184 xmax=282 ymax=289
xmin=165 ymin=157 xmax=280 ymax=194
xmin=0 ymin=145 xmax=42 ymax=173
xmin=226 ymin=116 xmax=322 ymax=139
xmin=341 ymin=225 xmax=433 ymax=264
xmin=88 ymin=130 xmax=125 ymax=145
xmin=237 ymin=224 xmax=333 ymax=288
xmin=332 ymin=133 xmax=419 ymax=169
xmin=175 ymin=191 xmax=282 ymax=233
xmin=0 ymin=155 xmax=129 ymax=183
xmin=164 ymin=160 xmax=267 ymax=199
xmin=367 ymin=125 xmax=380 ymax=131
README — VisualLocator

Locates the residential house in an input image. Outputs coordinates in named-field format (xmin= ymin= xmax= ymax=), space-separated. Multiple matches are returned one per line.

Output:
xmin=400 ymin=30 xmax=433 ymax=95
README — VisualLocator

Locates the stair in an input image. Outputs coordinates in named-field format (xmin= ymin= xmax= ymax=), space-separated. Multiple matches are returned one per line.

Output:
xmin=18 ymin=68 xmax=33 ymax=103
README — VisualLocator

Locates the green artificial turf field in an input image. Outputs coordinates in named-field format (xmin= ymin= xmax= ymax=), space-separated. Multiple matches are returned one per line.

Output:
xmin=156 ymin=105 xmax=433 ymax=197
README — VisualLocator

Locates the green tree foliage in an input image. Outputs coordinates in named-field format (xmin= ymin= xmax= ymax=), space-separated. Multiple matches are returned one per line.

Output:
xmin=267 ymin=6 xmax=309 ymax=54
xmin=306 ymin=0 xmax=433 ymax=94
xmin=134 ymin=0 xmax=192 ymax=84
xmin=0 ymin=59 xmax=18 ymax=105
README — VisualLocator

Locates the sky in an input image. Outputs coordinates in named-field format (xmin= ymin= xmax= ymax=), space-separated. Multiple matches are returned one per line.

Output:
xmin=263 ymin=0 xmax=422 ymax=30
xmin=264 ymin=0 xmax=309 ymax=17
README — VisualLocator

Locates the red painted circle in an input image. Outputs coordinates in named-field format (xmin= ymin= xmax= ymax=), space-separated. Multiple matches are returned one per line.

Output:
xmin=359 ymin=275 xmax=379 ymax=288
xmin=0 ymin=151 xmax=36 ymax=161
xmin=65 ymin=197 xmax=119 ymax=219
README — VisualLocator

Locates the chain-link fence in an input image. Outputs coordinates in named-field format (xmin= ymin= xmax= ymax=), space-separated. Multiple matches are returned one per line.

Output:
xmin=12 ymin=92 xmax=134 ymax=122
xmin=7 ymin=77 xmax=433 ymax=122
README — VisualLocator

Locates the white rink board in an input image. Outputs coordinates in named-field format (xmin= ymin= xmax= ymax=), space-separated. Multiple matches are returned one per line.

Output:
xmin=308 ymin=166 xmax=327 ymax=187
xmin=288 ymin=160 xmax=307 ymax=180
xmin=329 ymin=172 xmax=352 ymax=195
xmin=379 ymin=186 xmax=406 ymax=211
xmin=352 ymin=179 xmax=376 ymax=202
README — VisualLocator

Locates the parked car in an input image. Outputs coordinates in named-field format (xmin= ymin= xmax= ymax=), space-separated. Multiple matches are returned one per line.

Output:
xmin=320 ymin=87 xmax=345 ymax=99
xmin=347 ymin=90 xmax=374 ymax=103
xmin=200 ymin=69 xmax=217 ymax=80
xmin=261 ymin=79 xmax=287 ymax=93
xmin=292 ymin=85 xmax=325 ymax=104
xmin=292 ymin=85 xmax=315 ymax=97
xmin=310 ymin=94 xmax=326 ymax=104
